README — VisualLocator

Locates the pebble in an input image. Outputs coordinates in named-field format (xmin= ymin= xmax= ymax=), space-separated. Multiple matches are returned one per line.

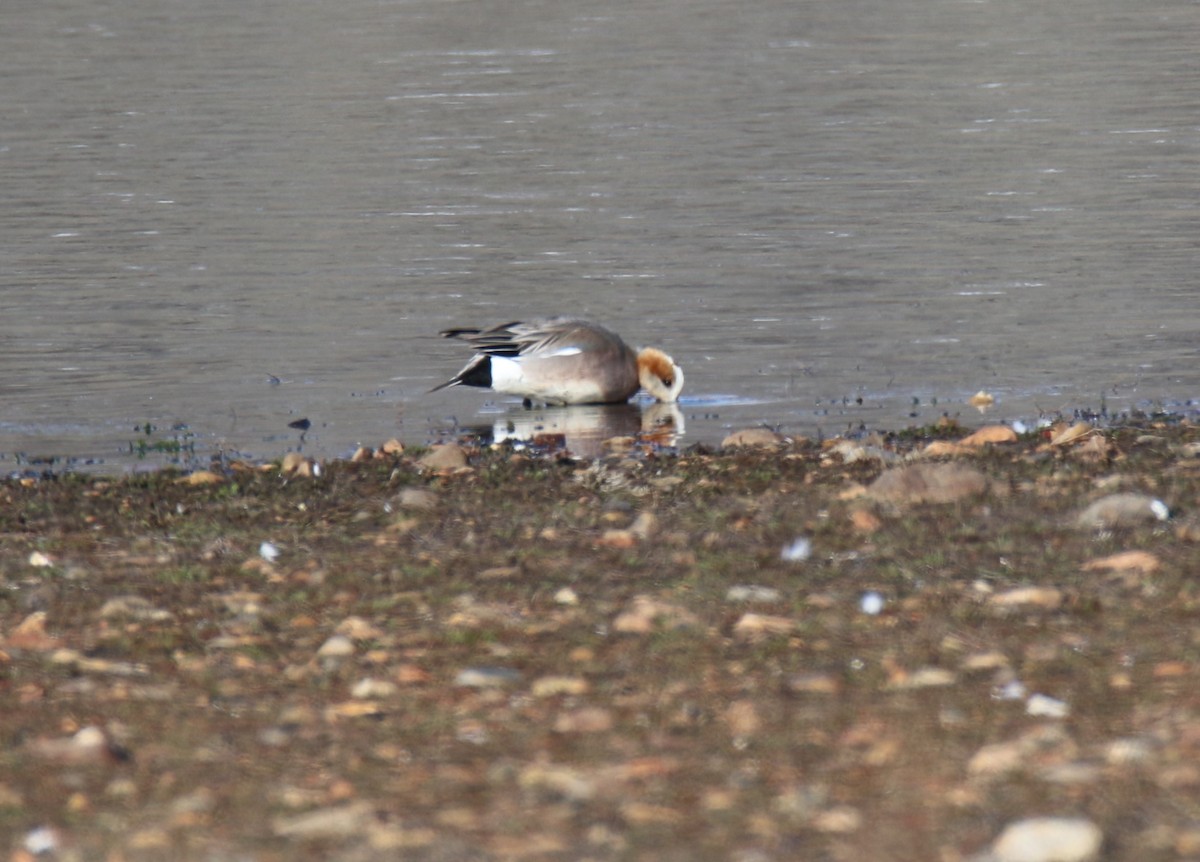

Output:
xmin=1026 ymin=693 xmax=1070 ymax=718
xmin=1074 ymin=493 xmax=1169 ymax=530
xmin=726 ymin=585 xmax=782 ymax=603
xmin=259 ymin=541 xmax=280 ymax=562
xmin=860 ymin=591 xmax=885 ymax=615
xmin=961 ymin=425 xmax=1018 ymax=446
xmin=316 ymin=635 xmax=355 ymax=659
xmin=721 ymin=427 xmax=786 ymax=448
xmin=612 ymin=596 xmax=699 ymax=633
xmin=99 ymin=596 xmax=174 ymax=622
xmin=732 ymin=613 xmax=794 ymax=640
xmin=395 ymin=487 xmax=437 ymax=510
xmin=28 ymin=551 xmax=54 ymax=568
xmin=989 ymin=587 xmax=1063 ymax=610
xmin=867 ymin=462 xmax=989 ymax=505
xmin=417 ymin=444 xmax=468 ymax=471
xmin=272 ymin=801 xmax=376 ymax=839
xmin=553 ymin=706 xmax=614 ymax=733
xmin=989 ymin=817 xmax=1102 ymax=862
xmin=454 ymin=667 xmax=521 ymax=688
xmin=780 ymin=537 xmax=812 ymax=562
xmin=553 ymin=587 xmax=579 ymax=605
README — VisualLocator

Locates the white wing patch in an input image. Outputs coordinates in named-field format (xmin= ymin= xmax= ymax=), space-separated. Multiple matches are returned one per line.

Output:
xmin=540 ymin=346 xmax=583 ymax=358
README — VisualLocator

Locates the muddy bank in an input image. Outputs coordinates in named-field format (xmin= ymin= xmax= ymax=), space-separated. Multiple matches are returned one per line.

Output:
xmin=2 ymin=418 xmax=1199 ymax=861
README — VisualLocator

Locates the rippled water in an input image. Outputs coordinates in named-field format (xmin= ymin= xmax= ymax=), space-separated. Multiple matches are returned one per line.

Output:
xmin=3 ymin=0 xmax=1198 ymax=471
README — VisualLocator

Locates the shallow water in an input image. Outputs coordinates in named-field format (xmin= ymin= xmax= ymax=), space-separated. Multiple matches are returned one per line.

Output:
xmin=3 ymin=0 xmax=1198 ymax=471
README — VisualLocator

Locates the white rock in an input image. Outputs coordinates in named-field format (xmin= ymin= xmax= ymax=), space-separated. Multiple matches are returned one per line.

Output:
xmin=1026 ymin=693 xmax=1070 ymax=718
xmin=316 ymin=635 xmax=355 ymax=658
xmin=259 ymin=541 xmax=280 ymax=562
xmin=860 ymin=591 xmax=885 ymax=615
xmin=781 ymin=537 xmax=812 ymax=563
xmin=726 ymin=585 xmax=782 ymax=603
xmin=991 ymin=817 xmax=1102 ymax=862
xmin=28 ymin=551 xmax=54 ymax=568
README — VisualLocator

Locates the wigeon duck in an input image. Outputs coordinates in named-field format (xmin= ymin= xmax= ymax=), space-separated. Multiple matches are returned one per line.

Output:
xmin=431 ymin=317 xmax=684 ymax=406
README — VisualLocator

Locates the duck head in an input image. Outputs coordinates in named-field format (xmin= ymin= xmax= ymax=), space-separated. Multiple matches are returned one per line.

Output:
xmin=636 ymin=348 xmax=685 ymax=402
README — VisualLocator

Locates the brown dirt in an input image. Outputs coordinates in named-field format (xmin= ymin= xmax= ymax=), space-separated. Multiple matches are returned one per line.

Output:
xmin=3 ymin=419 xmax=1200 ymax=861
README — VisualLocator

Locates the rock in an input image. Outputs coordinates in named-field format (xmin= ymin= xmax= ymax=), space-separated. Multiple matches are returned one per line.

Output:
xmin=1047 ymin=422 xmax=1093 ymax=447
xmin=968 ymin=391 xmax=996 ymax=409
xmin=961 ymin=425 xmax=1018 ymax=446
xmin=554 ymin=706 xmax=614 ymax=733
xmin=553 ymin=587 xmax=579 ymax=606
xmin=732 ymin=613 xmax=794 ymax=640
xmin=531 ymin=676 xmax=589 ymax=697
xmin=629 ymin=511 xmax=659 ymax=539
xmin=454 ymin=667 xmax=521 ymax=688
xmin=98 ymin=596 xmax=173 ymax=622
xmin=395 ymin=487 xmax=437 ymax=510
xmin=28 ymin=551 xmax=54 ymax=568
xmin=990 ymin=817 xmax=1102 ymax=862
xmin=726 ymin=699 xmax=761 ymax=739
xmin=781 ymin=537 xmax=812 ymax=562
xmin=989 ymin=586 xmax=1064 ymax=610
xmin=722 ymin=427 xmax=786 ymax=449
xmin=1075 ymin=493 xmax=1169 ymax=529
xmin=316 ymin=635 xmax=355 ymax=658
xmin=417 ymin=444 xmax=468 ymax=471
xmin=272 ymin=801 xmax=376 ymax=839
xmin=1080 ymin=550 xmax=1160 ymax=575
xmin=612 ymin=596 xmax=699 ymax=633
xmin=1026 ymin=693 xmax=1070 ymax=718
xmin=867 ymin=463 xmax=989 ymax=505
xmin=884 ymin=666 xmax=956 ymax=690
xmin=179 ymin=469 xmax=222 ymax=485
xmin=726 ymin=585 xmax=782 ymax=603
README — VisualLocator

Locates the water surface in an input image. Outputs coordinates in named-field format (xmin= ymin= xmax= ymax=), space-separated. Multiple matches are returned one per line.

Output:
xmin=3 ymin=0 xmax=1198 ymax=471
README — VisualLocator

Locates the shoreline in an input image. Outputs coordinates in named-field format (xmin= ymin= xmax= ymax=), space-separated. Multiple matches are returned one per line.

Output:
xmin=2 ymin=416 xmax=1198 ymax=860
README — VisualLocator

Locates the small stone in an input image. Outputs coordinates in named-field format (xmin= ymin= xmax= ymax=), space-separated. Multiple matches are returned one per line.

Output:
xmin=732 ymin=613 xmax=794 ymax=640
xmin=629 ymin=511 xmax=658 ymax=539
xmin=351 ymin=678 xmax=398 ymax=699
xmin=726 ymin=585 xmax=782 ymax=603
xmin=380 ymin=438 xmax=405 ymax=455
xmin=454 ymin=667 xmax=521 ymax=688
xmin=531 ymin=676 xmax=589 ymax=697
xmin=98 ymin=596 xmax=173 ymax=622
xmin=180 ymin=470 xmax=222 ymax=486
xmin=781 ymin=537 xmax=811 ymax=562
xmin=726 ymin=699 xmax=761 ymax=739
xmin=849 ymin=508 xmax=882 ymax=533
xmin=1080 ymin=550 xmax=1160 ymax=575
xmin=597 ymin=529 xmax=637 ymax=549
xmin=259 ymin=541 xmax=280 ymax=562
xmin=812 ymin=805 xmax=863 ymax=834
xmin=417 ymin=444 xmax=468 ymax=471
xmin=722 ymin=427 xmax=786 ymax=448
xmin=860 ymin=591 xmax=885 ymax=615
xmin=350 ymin=446 xmax=373 ymax=462
xmin=396 ymin=488 xmax=437 ymax=510
xmin=867 ymin=462 xmax=989 ymax=505
xmin=885 ymin=666 xmax=957 ymax=690
xmin=961 ymin=425 xmax=1017 ymax=446
xmin=612 ymin=596 xmax=699 ymax=633
xmin=1048 ymin=421 xmax=1093 ymax=447
xmin=990 ymin=817 xmax=1102 ymax=862
xmin=553 ymin=707 xmax=614 ymax=733
xmin=785 ymin=673 xmax=840 ymax=695
xmin=553 ymin=587 xmax=579 ymax=606
xmin=1075 ymin=493 xmax=1169 ymax=530
xmin=989 ymin=587 xmax=1064 ymax=610
xmin=28 ymin=551 xmax=54 ymax=568
xmin=1026 ymin=693 xmax=1070 ymax=718
xmin=968 ymin=390 xmax=996 ymax=409
xmin=316 ymin=635 xmax=355 ymax=659
xmin=272 ymin=801 xmax=376 ymax=839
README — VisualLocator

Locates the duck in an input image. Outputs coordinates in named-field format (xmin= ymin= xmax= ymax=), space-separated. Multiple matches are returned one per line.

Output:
xmin=431 ymin=316 xmax=684 ymax=406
